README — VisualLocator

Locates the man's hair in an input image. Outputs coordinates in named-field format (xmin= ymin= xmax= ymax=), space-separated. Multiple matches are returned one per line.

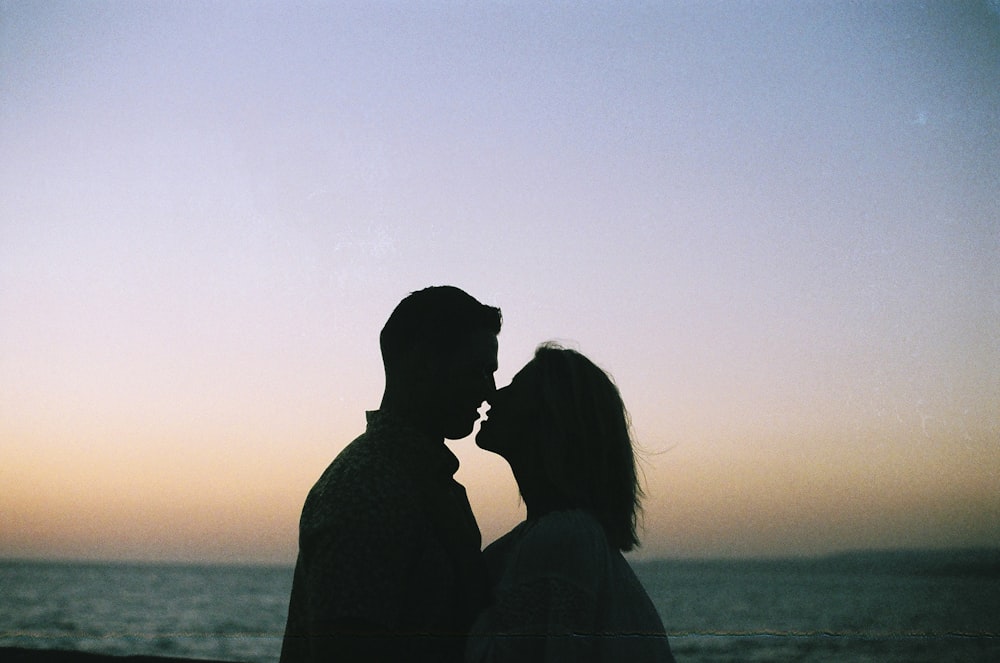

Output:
xmin=380 ymin=286 xmax=502 ymax=375
xmin=531 ymin=343 xmax=643 ymax=551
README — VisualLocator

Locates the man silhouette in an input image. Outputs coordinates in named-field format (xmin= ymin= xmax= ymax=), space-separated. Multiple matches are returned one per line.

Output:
xmin=280 ymin=286 xmax=501 ymax=663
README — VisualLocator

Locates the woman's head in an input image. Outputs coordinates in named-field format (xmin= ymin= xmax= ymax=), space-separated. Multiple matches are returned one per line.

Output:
xmin=477 ymin=343 xmax=643 ymax=551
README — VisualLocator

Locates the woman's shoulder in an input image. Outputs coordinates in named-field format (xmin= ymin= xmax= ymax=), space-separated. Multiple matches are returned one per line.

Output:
xmin=526 ymin=508 xmax=606 ymax=543
xmin=513 ymin=509 xmax=610 ymax=577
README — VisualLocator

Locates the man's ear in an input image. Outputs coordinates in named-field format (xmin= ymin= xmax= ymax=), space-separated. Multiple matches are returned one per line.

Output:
xmin=406 ymin=341 xmax=442 ymax=383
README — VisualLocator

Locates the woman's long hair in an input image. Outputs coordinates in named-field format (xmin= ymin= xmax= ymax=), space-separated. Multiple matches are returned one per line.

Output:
xmin=531 ymin=343 xmax=643 ymax=551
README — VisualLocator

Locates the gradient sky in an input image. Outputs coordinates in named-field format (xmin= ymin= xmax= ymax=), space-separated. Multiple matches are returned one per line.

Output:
xmin=2 ymin=1 xmax=998 ymax=564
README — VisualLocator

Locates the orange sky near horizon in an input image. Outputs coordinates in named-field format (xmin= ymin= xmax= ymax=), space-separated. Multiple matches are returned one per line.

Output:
xmin=2 ymin=1 xmax=998 ymax=564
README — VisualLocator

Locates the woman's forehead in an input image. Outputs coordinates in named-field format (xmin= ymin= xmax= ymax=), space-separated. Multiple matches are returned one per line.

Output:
xmin=511 ymin=360 xmax=539 ymax=385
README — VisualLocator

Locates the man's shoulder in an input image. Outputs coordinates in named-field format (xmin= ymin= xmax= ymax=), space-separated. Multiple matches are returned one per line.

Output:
xmin=324 ymin=424 xmax=419 ymax=480
xmin=300 ymin=428 xmax=418 ymax=529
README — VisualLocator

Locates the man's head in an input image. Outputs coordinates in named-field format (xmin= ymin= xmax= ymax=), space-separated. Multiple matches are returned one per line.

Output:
xmin=380 ymin=286 xmax=501 ymax=440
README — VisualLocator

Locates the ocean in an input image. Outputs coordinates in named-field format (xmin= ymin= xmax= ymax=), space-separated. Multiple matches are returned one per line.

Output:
xmin=2 ymin=550 xmax=998 ymax=662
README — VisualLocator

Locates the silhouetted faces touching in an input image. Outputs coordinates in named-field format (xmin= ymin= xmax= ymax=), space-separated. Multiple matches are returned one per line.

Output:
xmin=477 ymin=359 xmax=553 ymax=516
xmin=476 ymin=361 xmax=541 ymax=460
xmin=380 ymin=286 xmax=501 ymax=440
xmin=476 ymin=343 xmax=643 ymax=551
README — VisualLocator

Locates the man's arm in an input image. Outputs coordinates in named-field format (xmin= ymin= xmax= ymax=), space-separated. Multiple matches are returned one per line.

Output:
xmin=295 ymin=479 xmax=424 ymax=662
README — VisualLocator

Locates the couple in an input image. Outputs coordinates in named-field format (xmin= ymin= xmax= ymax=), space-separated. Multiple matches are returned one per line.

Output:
xmin=280 ymin=286 xmax=674 ymax=663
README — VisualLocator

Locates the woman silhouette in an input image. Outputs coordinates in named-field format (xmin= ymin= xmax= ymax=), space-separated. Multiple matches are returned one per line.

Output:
xmin=467 ymin=343 xmax=675 ymax=663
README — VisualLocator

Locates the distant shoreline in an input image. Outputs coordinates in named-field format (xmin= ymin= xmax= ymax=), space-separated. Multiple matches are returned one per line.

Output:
xmin=3 ymin=546 xmax=998 ymax=569
xmin=1 ymin=648 xmax=237 ymax=663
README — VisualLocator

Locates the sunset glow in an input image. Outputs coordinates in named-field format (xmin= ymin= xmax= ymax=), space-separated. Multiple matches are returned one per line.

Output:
xmin=2 ymin=1 xmax=998 ymax=564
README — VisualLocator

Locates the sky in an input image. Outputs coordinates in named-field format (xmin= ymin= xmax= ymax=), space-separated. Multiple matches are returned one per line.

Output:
xmin=1 ymin=1 xmax=998 ymax=564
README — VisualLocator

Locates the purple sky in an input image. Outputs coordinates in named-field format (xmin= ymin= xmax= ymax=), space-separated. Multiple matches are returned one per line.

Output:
xmin=2 ymin=1 xmax=998 ymax=563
